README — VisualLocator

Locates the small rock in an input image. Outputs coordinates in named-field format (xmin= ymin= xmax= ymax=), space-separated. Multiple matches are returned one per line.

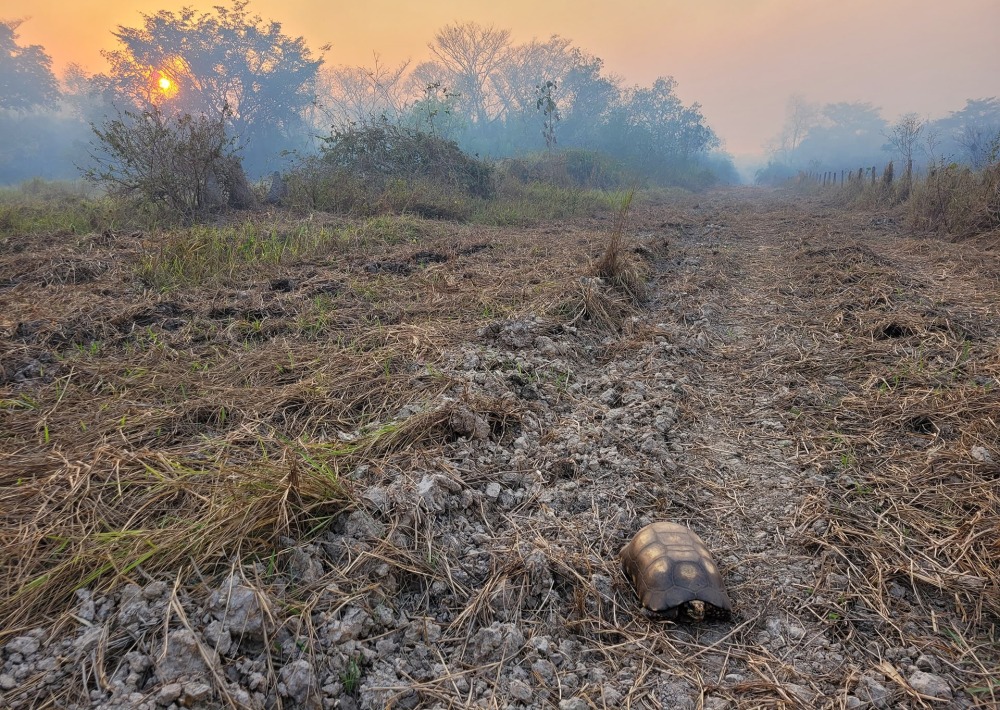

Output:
xmin=531 ymin=659 xmax=557 ymax=685
xmin=288 ymin=545 xmax=324 ymax=583
xmin=784 ymin=683 xmax=816 ymax=703
xmin=156 ymin=629 xmax=216 ymax=684
xmin=362 ymin=486 xmax=390 ymax=513
xmin=509 ymin=679 xmax=533 ymax=702
xmin=468 ymin=623 xmax=524 ymax=663
xmin=558 ymin=699 xmax=588 ymax=710
xmin=73 ymin=627 xmax=102 ymax=655
xmin=857 ymin=675 xmax=891 ymax=709
xmin=416 ymin=475 xmax=451 ymax=511
xmin=182 ymin=681 xmax=212 ymax=704
xmin=75 ymin=589 xmax=97 ymax=622
xmin=344 ymin=509 xmax=384 ymax=539
xmin=448 ymin=406 xmax=490 ymax=440
xmin=209 ymin=574 xmax=268 ymax=641
xmin=203 ymin=620 xmax=232 ymax=657
xmin=915 ymin=654 xmax=939 ymax=672
xmin=0 ymin=674 xmax=16 ymax=690
xmin=279 ymin=659 xmax=315 ymax=705
xmin=970 ymin=445 xmax=993 ymax=463
xmin=5 ymin=635 xmax=41 ymax=657
xmin=485 ymin=482 xmax=502 ymax=499
xmin=156 ymin=683 xmax=183 ymax=705
xmin=143 ymin=581 xmax=169 ymax=600
xmin=322 ymin=607 xmax=371 ymax=645
xmin=907 ymin=670 xmax=952 ymax=700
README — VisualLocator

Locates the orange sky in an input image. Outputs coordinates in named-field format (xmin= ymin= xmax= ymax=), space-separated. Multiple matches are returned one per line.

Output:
xmin=7 ymin=0 xmax=1000 ymax=156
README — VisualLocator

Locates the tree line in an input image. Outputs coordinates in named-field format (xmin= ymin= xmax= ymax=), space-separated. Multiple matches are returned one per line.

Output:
xmin=0 ymin=2 xmax=732 ymax=187
xmin=757 ymin=93 xmax=1000 ymax=185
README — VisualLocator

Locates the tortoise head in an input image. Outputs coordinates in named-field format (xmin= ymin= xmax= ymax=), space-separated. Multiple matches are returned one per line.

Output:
xmin=685 ymin=600 xmax=706 ymax=622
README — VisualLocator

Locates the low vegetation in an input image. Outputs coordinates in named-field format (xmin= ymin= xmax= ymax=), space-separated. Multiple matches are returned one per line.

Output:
xmin=787 ymin=160 xmax=1000 ymax=240
xmin=0 ymin=162 xmax=646 ymax=638
xmin=4 ymin=164 xmax=1000 ymax=707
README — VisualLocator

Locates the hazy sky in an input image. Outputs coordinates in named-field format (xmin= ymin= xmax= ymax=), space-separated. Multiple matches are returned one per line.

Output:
xmin=8 ymin=0 xmax=1000 ymax=156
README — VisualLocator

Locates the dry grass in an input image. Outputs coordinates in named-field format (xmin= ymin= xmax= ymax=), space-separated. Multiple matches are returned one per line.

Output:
xmin=0 ymin=205 xmax=631 ymax=643
xmin=591 ymin=188 xmax=650 ymax=307
xmin=5 ymin=188 xmax=999 ymax=707
xmin=908 ymin=162 xmax=1000 ymax=238
xmin=771 ymin=233 xmax=1000 ymax=705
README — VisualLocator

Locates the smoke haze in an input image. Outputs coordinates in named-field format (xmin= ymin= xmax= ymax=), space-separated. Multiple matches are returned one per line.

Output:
xmin=11 ymin=0 xmax=999 ymax=157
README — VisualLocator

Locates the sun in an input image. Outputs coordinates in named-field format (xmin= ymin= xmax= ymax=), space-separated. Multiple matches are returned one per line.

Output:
xmin=149 ymin=68 xmax=179 ymax=101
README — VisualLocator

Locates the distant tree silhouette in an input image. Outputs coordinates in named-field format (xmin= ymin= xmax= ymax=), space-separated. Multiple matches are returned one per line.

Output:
xmin=428 ymin=22 xmax=513 ymax=126
xmin=96 ymin=0 xmax=323 ymax=175
xmin=0 ymin=19 xmax=59 ymax=111
xmin=934 ymin=98 xmax=1000 ymax=168
xmin=794 ymin=101 xmax=888 ymax=168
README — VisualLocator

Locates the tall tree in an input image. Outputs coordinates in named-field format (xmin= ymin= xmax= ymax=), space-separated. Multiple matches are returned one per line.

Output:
xmin=315 ymin=56 xmax=412 ymax=128
xmin=767 ymin=93 xmax=818 ymax=162
xmin=98 ymin=0 xmax=323 ymax=174
xmin=558 ymin=51 xmax=620 ymax=148
xmin=428 ymin=22 xmax=512 ymax=125
xmin=0 ymin=19 xmax=59 ymax=111
xmin=623 ymin=77 xmax=717 ymax=161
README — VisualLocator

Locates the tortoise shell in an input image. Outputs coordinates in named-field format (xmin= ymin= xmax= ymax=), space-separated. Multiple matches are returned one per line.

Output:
xmin=619 ymin=521 xmax=733 ymax=621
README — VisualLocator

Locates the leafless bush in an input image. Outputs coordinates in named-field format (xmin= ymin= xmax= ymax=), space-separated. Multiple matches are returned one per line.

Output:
xmin=84 ymin=108 xmax=256 ymax=220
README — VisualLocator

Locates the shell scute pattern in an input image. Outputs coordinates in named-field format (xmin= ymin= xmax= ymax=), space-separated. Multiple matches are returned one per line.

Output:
xmin=620 ymin=521 xmax=733 ymax=621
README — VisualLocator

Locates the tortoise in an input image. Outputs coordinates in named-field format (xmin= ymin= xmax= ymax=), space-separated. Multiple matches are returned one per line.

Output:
xmin=619 ymin=521 xmax=733 ymax=621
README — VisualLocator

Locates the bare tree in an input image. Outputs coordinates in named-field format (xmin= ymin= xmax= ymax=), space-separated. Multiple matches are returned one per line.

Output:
xmin=491 ymin=35 xmax=575 ymax=117
xmin=772 ymin=93 xmax=818 ymax=162
xmin=428 ymin=22 xmax=513 ymax=124
xmin=921 ymin=123 xmax=943 ymax=163
xmin=315 ymin=55 xmax=412 ymax=128
xmin=885 ymin=112 xmax=925 ymax=180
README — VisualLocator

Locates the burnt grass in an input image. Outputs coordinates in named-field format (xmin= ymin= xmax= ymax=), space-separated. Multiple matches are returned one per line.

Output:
xmin=1 ymin=190 xmax=999 ymax=709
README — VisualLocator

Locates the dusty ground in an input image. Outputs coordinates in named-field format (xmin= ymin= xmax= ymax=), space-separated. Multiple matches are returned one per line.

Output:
xmin=1 ymin=188 xmax=998 ymax=709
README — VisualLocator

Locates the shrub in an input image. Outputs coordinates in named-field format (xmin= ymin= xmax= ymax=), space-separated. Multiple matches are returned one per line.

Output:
xmin=498 ymin=149 xmax=639 ymax=190
xmin=84 ymin=108 xmax=256 ymax=221
xmin=284 ymin=123 xmax=494 ymax=216
xmin=754 ymin=160 xmax=798 ymax=186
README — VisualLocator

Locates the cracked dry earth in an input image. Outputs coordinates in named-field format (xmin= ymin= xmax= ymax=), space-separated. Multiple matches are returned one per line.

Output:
xmin=4 ymin=190 xmax=999 ymax=709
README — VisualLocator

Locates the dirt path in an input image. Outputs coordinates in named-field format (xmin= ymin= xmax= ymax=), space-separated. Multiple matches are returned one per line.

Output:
xmin=3 ymin=190 xmax=997 ymax=709
xmin=631 ymin=192 xmax=1000 ymax=709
